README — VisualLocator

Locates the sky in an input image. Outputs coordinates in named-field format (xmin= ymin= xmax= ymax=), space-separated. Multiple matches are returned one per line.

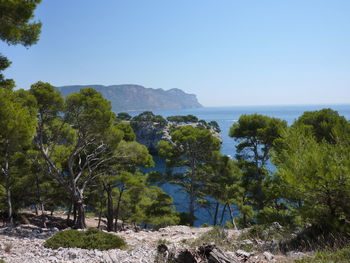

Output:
xmin=1 ymin=0 xmax=350 ymax=107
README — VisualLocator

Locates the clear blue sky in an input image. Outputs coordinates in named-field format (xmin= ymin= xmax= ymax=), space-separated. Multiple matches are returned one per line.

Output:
xmin=1 ymin=0 xmax=350 ymax=106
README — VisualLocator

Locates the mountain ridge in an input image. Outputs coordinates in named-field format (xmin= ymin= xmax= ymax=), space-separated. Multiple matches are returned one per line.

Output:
xmin=56 ymin=84 xmax=202 ymax=112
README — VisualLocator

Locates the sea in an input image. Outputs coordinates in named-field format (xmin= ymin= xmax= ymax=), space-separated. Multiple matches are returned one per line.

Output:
xmin=133 ymin=104 xmax=350 ymax=226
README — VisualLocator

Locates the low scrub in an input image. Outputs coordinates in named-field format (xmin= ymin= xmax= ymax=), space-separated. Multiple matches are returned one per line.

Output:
xmin=296 ymin=246 xmax=350 ymax=263
xmin=44 ymin=228 xmax=126 ymax=250
xmin=191 ymin=226 xmax=232 ymax=250
xmin=280 ymin=223 xmax=350 ymax=252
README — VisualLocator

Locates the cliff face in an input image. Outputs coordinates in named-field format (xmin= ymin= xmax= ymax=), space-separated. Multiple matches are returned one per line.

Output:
xmin=56 ymin=84 xmax=202 ymax=112
xmin=131 ymin=121 xmax=171 ymax=154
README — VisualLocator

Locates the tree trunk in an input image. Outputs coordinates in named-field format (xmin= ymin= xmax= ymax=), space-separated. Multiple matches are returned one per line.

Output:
xmin=114 ymin=189 xmax=124 ymax=231
xmin=213 ymin=202 xmax=219 ymax=226
xmin=220 ymin=203 xmax=227 ymax=226
xmin=106 ymin=186 xmax=114 ymax=232
xmin=253 ymin=146 xmax=265 ymax=210
xmin=189 ymin=192 xmax=195 ymax=226
xmin=227 ymin=203 xmax=237 ymax=230
xmin=34 ymin=204 xmax=39 ymax=216
xmin=41 ymin=203 xmax=47 ymax=228
xmin=74 ymin=199 xmax=86 ymax=229
xmin=97 ymin=209 xmax=102 ymax=229
xmin=73 ymin=202 xmax=77 ymax=225
xmin=188 ymin=162 xmax=197 ymax=226
xmin=66 ymin=202 xmax=72 ymax=222
xmin=97 ymin=191 xmax=104 ymax=229
xmin=6 ymin=184 xmax=13 ymax=224
xmin=35 ymin=174 xmax=41 ymax=216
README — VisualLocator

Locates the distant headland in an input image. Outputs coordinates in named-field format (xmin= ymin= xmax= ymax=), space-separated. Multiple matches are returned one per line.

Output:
xmin=56 ymin=84 xmax=203 ymax=112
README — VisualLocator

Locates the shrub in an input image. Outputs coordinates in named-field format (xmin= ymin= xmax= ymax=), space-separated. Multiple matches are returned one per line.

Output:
xmin=44 ymin=228 xmax=126 ymax=250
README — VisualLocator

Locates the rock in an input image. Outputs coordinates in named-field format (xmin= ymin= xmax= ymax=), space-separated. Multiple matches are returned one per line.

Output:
xmin=271 ymin=222 xmax=282 ymax=230
xmin=50 ymin=227 xmax=59 ymax=233
xmin=175 ymin=249 xmax=197 ymax=263
xmin=47 ymin=256 xmax=59 ymax=262
xmin=263 ymin=251 xmax=274 ymax=261
xmin=132 ymin=121 xmax=221 ymax=154
xmin=68 ymin=250 xmax=78 ymax=259
xmin=102 ymin=253 xmax=113 ymax=263
xmin=198 ymin=243 xmax=239 ymax=263
xmin=157 ymin=244 xmax=168 ymax=253
xmin=235 ymin=249 xmax=251 ymax=258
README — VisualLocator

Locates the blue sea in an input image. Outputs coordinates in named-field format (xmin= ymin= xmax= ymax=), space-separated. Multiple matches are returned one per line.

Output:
xmin=137 ymin=105 xmax=350 ymax=226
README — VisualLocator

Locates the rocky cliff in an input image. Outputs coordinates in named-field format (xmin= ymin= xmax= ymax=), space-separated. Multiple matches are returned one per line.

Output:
xmin=131 ymin=121 xmax=221 ymax=154
xmin=56 ymin=84 xmax=202 ymax=112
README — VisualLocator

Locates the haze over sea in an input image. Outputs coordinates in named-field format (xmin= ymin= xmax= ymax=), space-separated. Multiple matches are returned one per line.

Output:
xmin=137 ymin=104 xmax=350 ymax=226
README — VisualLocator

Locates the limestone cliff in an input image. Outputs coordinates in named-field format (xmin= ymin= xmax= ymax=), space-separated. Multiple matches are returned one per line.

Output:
xmin=56 ymin=84 xmax=202 ymax=112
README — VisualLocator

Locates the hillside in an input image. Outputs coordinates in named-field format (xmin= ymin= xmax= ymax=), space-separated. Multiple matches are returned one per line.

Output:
xmin=56 ymin=84 xmax=202 ymax=112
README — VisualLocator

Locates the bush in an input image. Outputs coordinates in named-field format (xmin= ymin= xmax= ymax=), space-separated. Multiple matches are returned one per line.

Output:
xmin=44 ymin=228 xmax=126 ymax=250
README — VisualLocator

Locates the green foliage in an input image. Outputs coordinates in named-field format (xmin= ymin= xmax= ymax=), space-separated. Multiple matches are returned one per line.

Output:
xmin=29 ymin=82 xmax=64 ymax=120
xmin=140 ymin=186 xmax=179 ymax=229
xmin=0 ymin=0 xmax=42 ymax=46
xmin=206 ymin=154 xmax=243 ymax=206
xmin=0 ymin=0 xmax=42 ymax=89
xmin=166 ymin=115 xmax=198 ymax=123
xmin=229 ymin=114 xmax=287 ymax=221
xmin=158 ymin=125 xmax=221 ymax=225
xmin=204 ymin=153 xmax=242 ymax=226
xmin=30 ymin=83 xmax=127 ymax=228
xmin=44 ymin=228 xmax=126 ymax=250
xmin=115 ymin=122 xmax=136 ymax=141
xmin=0 ymin=88 xmax=38 ymax=221
xmin=0 ymin=89 xmax=37 ymax=152
xmin=256 ymin=205 xmax=301 ymax=227
xmin=294 ymin=108 xmax=350 ymax=143
xmin=65 ymin=88 xmax=117 ymax=136
xmin=116 ymin=112 xmax=132 ymax=121
xmin=0 ymin=55 xmax=15 ymax=90
xmin=132 ymin=111 xmax=167 ymax=126
xmin=273 ymin=123 xmax=350 ymax=225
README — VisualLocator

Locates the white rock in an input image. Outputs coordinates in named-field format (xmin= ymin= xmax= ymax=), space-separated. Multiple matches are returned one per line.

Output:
xmin=236 ymin=249 xmax=251 ymax=258
xmin=263 ymin=251 xmax=274 ymax=261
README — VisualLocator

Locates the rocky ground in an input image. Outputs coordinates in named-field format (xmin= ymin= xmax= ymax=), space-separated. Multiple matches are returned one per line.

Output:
xmin=0 ymin=214 xmax=308 ymax=263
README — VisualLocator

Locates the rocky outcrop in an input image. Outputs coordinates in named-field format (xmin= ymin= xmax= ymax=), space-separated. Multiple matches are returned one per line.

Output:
xmin=56 ymin=84 xmax=202 ymax=112
xmin=131 ymin=121 xmax=171 ymax=154
xmin=131 ymin=122 xmax=221 ymax=154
